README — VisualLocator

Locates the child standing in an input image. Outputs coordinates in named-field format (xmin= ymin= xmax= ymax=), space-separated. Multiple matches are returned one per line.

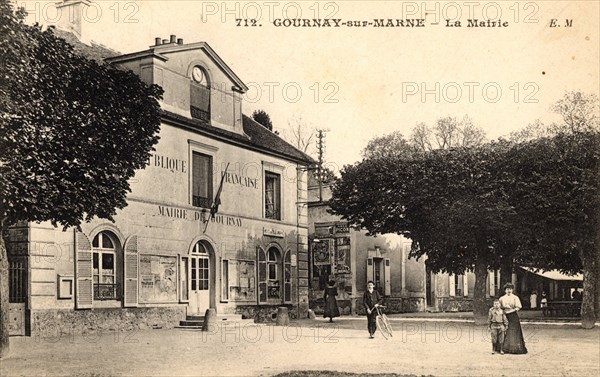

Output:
xmin=540 ymin=291 xmax=548 ymax=315
xmin=488 ymin=299 xmax=508 ymax=354
xmin=363 ymin=281 xmax=383 ymax=339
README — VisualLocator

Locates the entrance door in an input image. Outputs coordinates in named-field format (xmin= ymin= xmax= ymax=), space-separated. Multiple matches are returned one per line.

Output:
xmin=189 ymin=241 xmax=211 ymax=315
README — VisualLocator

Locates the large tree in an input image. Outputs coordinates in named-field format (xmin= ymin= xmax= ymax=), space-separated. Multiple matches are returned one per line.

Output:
xmin=330 ymin=142 xmax=517 ymax=323
xmin=0 ymin=1 xmax=163 ymax=357
xmin=507 ymin=132 xmax=599 ymax=328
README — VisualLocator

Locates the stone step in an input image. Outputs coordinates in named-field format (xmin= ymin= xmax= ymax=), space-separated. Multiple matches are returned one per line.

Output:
xmin=177 ymin=315 xmax=256 ymax=330
xmin=186 ymin=313 xmax=245 ymax=320
xmin=179 ymin=320 xmax=204 ymax=326
xmin=174 ymin=325 xmax=204 ymax=330
xmin=186 ymin=315 xmax=205 ymax=321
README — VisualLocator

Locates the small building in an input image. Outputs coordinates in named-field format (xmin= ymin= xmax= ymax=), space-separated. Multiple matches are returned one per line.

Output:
xmin=307 ymin=173 xmax=426 ymax=315
xmin=516 ymin=267 xmax=584 ymax=306
xmin=6 ymin=1 xmax=313 ymax=336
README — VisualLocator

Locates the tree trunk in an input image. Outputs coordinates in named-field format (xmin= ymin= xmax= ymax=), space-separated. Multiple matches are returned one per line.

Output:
xmin=595 ymin=223 xmax=600 ymax=320
xmin=0 ymin=222 xmax=10 ymax=358
xmin=580 ymin=249 xmax=598 ymax=329
xmin=473 ymin=257 xmax=489 ymax=325
xmin=500 ymin=257 xmax=513 ymax=288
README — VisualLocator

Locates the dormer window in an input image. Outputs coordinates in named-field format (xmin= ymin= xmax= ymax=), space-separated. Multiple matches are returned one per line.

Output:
xmin=190 ymin=65 xmax=210 ymax=122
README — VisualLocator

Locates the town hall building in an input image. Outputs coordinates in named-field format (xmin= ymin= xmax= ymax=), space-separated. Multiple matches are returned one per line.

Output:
xmin=6 ymin=0 xmax=313 ymax=336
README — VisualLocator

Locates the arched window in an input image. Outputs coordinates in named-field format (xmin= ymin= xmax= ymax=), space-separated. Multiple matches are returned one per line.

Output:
xmin=190 ymin=65 xmax=210 ymax=121
xmin=92 ymin=231 xmax=121 ymax=300
xmin=191 ymin=241 xmax=210 ymax=291
xmin=258 ymin=246 xmax=286 ymax=304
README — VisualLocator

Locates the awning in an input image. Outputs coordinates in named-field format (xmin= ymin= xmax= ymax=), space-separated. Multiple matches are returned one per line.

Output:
xmin=519 ymin=266 xmax=583 ymax=281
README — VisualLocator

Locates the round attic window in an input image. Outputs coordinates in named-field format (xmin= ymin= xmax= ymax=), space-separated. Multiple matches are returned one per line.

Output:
xmin=192 ymin=66 xmax=207 ymax=85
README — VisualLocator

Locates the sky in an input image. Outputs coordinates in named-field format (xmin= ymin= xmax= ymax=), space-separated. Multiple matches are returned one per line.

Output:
xmin=21 ymin=0 xmax=600 ymax=170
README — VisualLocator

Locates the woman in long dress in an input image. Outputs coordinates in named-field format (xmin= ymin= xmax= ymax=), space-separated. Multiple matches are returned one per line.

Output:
xmin=323 ymin=280 xmax=340 ymax=322
xmin=499 ymin=283 xmax=528 ymax=354
xmin=530 ymin=290 xmax=538 ymax=310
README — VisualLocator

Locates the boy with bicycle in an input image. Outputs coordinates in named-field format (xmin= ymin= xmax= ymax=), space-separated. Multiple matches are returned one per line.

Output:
xmin=363 ymin=280 xmax=383 ymax=338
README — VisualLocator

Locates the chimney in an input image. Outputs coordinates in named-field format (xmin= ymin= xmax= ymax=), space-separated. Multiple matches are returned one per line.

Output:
xmin=177 ymin=38 xmax=184 ymax=45
xmin=54 ymin=0 xmax=93 ymax=44
xmin=154 ymin=37 xmax=162 ymax=46
xmin=170 ymin=35 xmax=177 ymax=44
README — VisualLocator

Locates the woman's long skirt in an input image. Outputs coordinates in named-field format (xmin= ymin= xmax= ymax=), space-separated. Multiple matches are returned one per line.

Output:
xmin=323 ymin=296 xmax=340 ymax=318
xmin=503 ymin=311 xmax=528 ymax=354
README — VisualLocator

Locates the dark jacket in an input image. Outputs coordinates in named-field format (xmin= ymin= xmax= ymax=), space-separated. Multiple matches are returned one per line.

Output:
xmin=363 ymin=289 xmax=383 ymax=311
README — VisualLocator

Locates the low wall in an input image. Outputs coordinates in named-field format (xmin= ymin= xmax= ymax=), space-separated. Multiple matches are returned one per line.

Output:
xmin=310 ymin=296 xmax=425 ymax=315
xmin=234 ymin=304 xmax=298 ymax=323
xmin=436 ymin=297 xmax=474 ymax=312
xmin=31 ymin=306 xmax=186 ymax=337
xmin=355 ymin=297 xmax=425 ymax=315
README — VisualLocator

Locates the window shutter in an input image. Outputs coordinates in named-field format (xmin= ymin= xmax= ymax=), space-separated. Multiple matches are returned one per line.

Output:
xmin=463 ymin=274 xmax=469 ymax=297
xmin=123 ymin=235 xmax=139 ymax=307
xmin=384 ymin=258 xmax=391 ymax=296
xmin=75 ymin=231 xmax=93 ymax=309
xmin=449 ymin=274 xmax=455 ymax=297
xmin=366 ymin=257 xmax=374 ymax=284
xmin=257 ymin=248 xmax=267 ymax=304
xmin=179 ymin=254 xmax=189 ymax=302
xmin=489 ymin=271 xmax=495 ymax=296
xmin=284 ymin=250 xmax=292 ymax=303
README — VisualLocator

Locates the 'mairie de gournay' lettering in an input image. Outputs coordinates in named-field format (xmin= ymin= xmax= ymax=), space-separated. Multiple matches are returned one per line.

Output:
xmin=158 ymin=206 xmax=243 ymax=227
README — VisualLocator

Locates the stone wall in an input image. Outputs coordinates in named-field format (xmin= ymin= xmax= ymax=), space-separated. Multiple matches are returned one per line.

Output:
xmin=355 ymin=296 xmax=425 ymax=315
xmin=234 ymin=304 xmax=299 ymax=323
xmin=31 ymin=306 xmax=186 ymax=337
xmin=437 ymin=297 xmax=474 ymax=312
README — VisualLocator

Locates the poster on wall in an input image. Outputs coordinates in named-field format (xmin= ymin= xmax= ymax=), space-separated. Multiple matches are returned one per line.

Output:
xmin=228 ymin=260 xmax=256 ymax=301
xmin=312 ymin=239 xmax=332 ymax=265
xmin=139 ymin=255 xmax=177 ymax=303
xmin=335 ymin=237 xmax=351 ymax=274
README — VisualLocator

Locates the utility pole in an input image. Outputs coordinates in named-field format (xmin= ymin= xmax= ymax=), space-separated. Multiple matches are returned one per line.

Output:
xmin=315 ymin=129 xmax=328 ymax=202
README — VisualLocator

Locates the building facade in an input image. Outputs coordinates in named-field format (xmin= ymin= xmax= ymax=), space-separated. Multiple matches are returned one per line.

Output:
xmin=307 ymin=176 xmax=427 ymax=315
xmin=6 ymin=1 xmax=313 ymax=336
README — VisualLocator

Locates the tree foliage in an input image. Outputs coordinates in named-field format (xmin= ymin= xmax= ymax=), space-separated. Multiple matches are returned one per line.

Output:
xmin=331 ymin=95 xmax=599 ymax=324
xmin=361 ymin=131 xmax=412 ymax=159
xmin=251 ymin=109 xmax=273 ymax=131
xmin=0 ymin=0 xmax=163 ymax=357
xmin=551 ymin=91 xmax=600 ymax=133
